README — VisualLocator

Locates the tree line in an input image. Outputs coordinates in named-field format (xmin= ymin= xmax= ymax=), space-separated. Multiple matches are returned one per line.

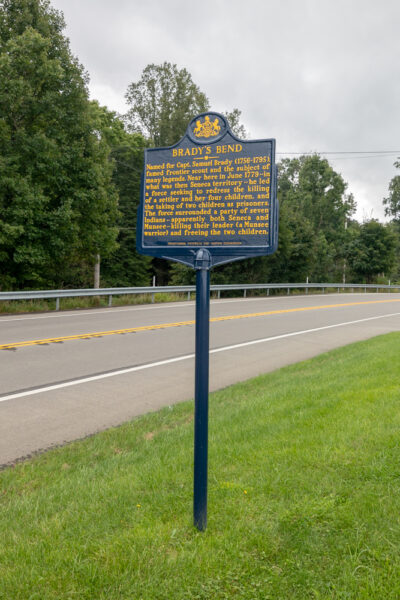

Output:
xmin=1 ymin=0 xmax=399 ymax=291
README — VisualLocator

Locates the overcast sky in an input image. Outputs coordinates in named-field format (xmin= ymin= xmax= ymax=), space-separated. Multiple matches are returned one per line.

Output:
xmin=51 ymin=0 xmax=400 ymax=222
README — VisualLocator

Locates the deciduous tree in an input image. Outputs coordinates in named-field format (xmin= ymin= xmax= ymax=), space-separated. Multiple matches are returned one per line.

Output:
xmin=383 ymin=159 xmax=400 ymax=222
xmin=277 ymin=155 xmax=355 ymax=282
xmin=125 ymin=62 xmax=209 ymax=147
xmin=102 ymin=129 xmax=152 ymax=287
xmin=348 ymin=220 xmax=395 ymax=283
xmin=0 ymin=0 xmax=119 ymax=289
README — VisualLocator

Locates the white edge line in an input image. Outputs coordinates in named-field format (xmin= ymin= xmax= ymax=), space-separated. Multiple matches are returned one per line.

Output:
xmin=0 ymin=354 xmax=195 ymax=403
xmin=1 ymin=311 xmax=399 ymax=404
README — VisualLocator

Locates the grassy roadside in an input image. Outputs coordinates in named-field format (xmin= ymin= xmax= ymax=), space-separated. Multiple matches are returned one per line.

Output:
xmin=0 ymin=292 xmax=191 ymax=314
xmin=1 ymin=333 xmax=400 ymax=598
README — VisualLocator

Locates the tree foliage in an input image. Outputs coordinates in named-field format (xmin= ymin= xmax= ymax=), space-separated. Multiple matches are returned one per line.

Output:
xmin=224 ymin=108 xmax=248 ymax=139
xmin=125 ymin=62 xmax=248 ymax=147
xmin=348 ymin=220 xmax=396 ymax=283
xmin=274 ymin=155 xmax=356 ymax=282
xmin=0 ymin=0 xmax=119 ymax=289
xmin=125 ymin=62 xmax=209 ymax=147
xmin=102 ymin=129 xmax=151 ymax=287
xmin=383 ymin=159 xmax=400 ymax=222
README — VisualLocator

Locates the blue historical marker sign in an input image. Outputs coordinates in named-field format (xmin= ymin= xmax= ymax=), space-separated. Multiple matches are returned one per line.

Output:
xmin=137 ymin=112 xmax=278 ymax=268
xmin=137 ymin=113 xmax=278 ymax=531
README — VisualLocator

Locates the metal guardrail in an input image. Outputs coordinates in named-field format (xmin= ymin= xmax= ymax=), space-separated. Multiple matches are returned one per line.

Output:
xmin=0 ymin=282 xmax=398 ymax=310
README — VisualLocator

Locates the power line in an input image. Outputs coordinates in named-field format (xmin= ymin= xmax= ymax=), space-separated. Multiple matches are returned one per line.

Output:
xmin=277 ymin=150 xmax=400 ymax=156
xmin=325 ymin=155 xmax=400 ymax=161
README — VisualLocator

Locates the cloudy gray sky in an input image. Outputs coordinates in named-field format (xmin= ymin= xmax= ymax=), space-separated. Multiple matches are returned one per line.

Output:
xmin=51 ymin=0 xmax=400 ymax=221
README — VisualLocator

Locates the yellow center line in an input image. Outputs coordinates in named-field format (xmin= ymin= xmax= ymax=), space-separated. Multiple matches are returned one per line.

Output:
xmin=1 ymin=298 xmax=399 ymax=351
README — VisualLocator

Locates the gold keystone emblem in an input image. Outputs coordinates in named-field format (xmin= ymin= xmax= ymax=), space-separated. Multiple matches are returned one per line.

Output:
xmin=193 ymin=115 xmax=221 ymax=138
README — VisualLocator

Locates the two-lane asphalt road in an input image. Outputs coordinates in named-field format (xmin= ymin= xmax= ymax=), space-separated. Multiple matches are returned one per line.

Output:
xmin=1 ymin=293 xmax=400 ymax=465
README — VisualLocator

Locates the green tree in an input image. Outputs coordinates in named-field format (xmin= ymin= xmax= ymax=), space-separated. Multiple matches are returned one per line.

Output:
xmin=383 ymin=159 xmax=400 ymax=221
xmin=125 ymin=62 xmax=209 ymax=147
xmin=381 ymin=159 xmax=400 ymax=282
xmin=224 ymin=108 xmax=248 ymax=139
xmin=348 ymin=220 xmax=395 ymax=283
xmin=125 ymin=62 xmax=248 ymax=146
xmin=0 ymin=0 xmax=119 ymax=289
xmin=276 ymin=155 xmax=355 ymax=282
xmin=386 ymin=220 xmax=400 ymax=282
xmin=102 ymin=129 xmax=152 ymax=287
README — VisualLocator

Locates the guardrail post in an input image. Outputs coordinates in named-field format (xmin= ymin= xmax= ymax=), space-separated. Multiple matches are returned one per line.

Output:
xmin=187 ymin=291 xmax=190 ymax=301
xmin=323 ymin=288 xmax=325 ymax=294
xmin=244 ymin=289 xmax=247 ymax=298
xmin=287 ymin=288 xmax=290 ymax=295
xmin=55 ymin=297 xmax=60 ymax=311
xmin=108 ymin=295 xmax=112 ymax=307
xmin=217 ymin=290 xmax=220 ymax=299
xmin=267 ymin=288 xmax=269 ymax=296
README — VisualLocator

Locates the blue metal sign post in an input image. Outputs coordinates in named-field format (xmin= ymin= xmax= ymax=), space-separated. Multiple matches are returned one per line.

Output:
xmin=137 ymin=113 xmax=279 ymax=530
xmin=193 ymin=248 xmax=211 ymax=530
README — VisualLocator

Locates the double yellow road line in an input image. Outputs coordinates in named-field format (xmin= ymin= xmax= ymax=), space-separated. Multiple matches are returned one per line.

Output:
xmin=1 ymin=298 xmax=400 ymax=351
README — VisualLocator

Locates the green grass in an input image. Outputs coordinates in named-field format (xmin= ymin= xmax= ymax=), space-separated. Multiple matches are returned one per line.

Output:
xmin=1 ymin=334 xmax=400 ymax=598
xmin=0 ymin=293 xmax=191 ymax=314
